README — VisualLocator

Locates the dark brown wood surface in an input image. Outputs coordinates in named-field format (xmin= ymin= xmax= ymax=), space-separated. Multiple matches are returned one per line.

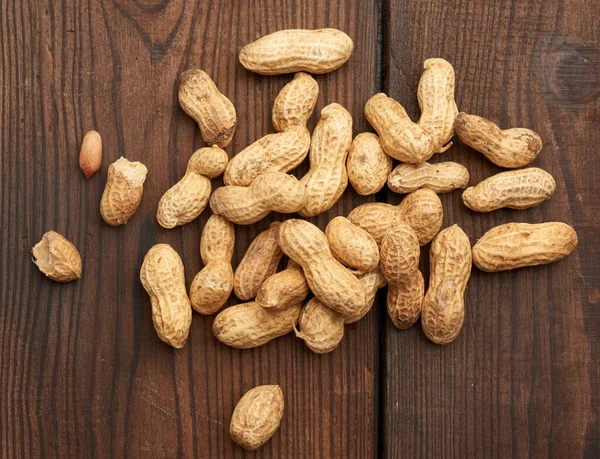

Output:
xmin=0 ymin=0 xmax=597 ymax=458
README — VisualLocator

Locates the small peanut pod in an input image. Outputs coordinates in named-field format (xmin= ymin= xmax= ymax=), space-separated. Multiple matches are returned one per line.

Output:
xmin=417 ymin=58 xmax=458 ymax=153
xmin=140 ymin=244 xmax=192 ymax=349
xmin=190 ymin=215 xmax=235 ymax=315
xmin=387 ymin=161 xmax=469 ymax=194
xmin=299 ymin=103 xmax=353 ymax=217
xmin=213 ymin=301 xmax=302 ymax=349
xmin=325 ymin=216 xmax=379 ymax=273
xmin=157 ymin=147 xmax=229 ymax=228
xmin=32 ymin=231 xmax=82 ymax=282
xmin=463 ymin=168 xmax=556 ymax=212
xmin=79 ymin=130 xmax=102 ymax=178
xmin=100 ymin=157 xmax=148 ymax=226
xmin=380 ymin=224 xmax=424 ymax=329
xmin=210 ymin=172 xmax=306 ymax=225
xmin=343 ymin=267 xmax=387 ymax=324
xmin=278 ymin=219 xmax=367 ymax=318
xmin=365 ymin=93 xmax=435 ymax=163
xmin=454 ymin=112 xmax=542 ymax=168
xmin=472 ymin=222 xmax=577 ymax=272
xmin=272 ymin=72 xmax=319 ymax=132
xmin=239 ymin=28 xmax=354 ymax=75
xmin=178 ymin=69 xmax=236 ymax=148
xmin=347 ymin=133 xmax=392 ymax=195
xmin=256 ymin=260 xmax=309 ymax=310
xmin=230 ymin=385 xmax=284 ymax=451
xmin=294 ymin=298 xmax=345 ymax=354
xmin=421 ymin=225 xmax=472 ymax=345
xmin=234 ymin=223 xmax=283 ymax=301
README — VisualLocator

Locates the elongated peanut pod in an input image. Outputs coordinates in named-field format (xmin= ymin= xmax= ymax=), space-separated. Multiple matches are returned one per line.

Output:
xmin=239 ymin=28 xmax=354 ymax=75
xmin=417 ymin=58 xmax=458 ymax=153
xmin=256 ymin=260 xmax=309 ymax=310
xmin=462 ymin=168 xmax=555 ymax=212
xmin=32 ymin=231 xmax=82 ymax=283
xmin=347 ymin=133 xmax=392 ymax=195
xmin=325 ymin=216 xmax=379 ymax=273
xmin=421 ymin=225 xmax=472 ymax=345
xmin=398 ymin=188 xmax=444 ymax=245
xmin=365 ymin=93 xmax=435 ymax=163
xmin=454 ymin=112 xmax=542 ymax=168
xmin=343 ymin=267 xmax=387 ymax=324
xmin=140 ymin=244 xmax=192 ymax=349
xmin=272 ymin=72 xmax=319 ymax=132
xmin=178 ymin=69 xmax=236 ymax=148
xmin=294 ymin=298 xmax=344 ymax=354
xmin=387 ymin=161 xmax=469 ymax=194
xmin=100 ymin=157 xmax=148 ymax=226
xmin=472 ymin=222 xmax=577 ymax=272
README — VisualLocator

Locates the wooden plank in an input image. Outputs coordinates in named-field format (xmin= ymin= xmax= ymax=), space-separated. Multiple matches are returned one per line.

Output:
xmin=0 ymin=1 xmax=381 ymax=457
xmin=381 ymin=0 xmax=599 ymax=457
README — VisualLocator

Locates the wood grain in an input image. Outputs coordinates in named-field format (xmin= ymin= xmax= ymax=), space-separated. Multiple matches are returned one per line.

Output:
xmin=382 ymin=0 xmax=599 ymax=457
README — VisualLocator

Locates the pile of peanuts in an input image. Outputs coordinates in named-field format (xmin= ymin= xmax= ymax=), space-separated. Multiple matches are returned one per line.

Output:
xmin=32 ymin=28 xmax=578 ymax=451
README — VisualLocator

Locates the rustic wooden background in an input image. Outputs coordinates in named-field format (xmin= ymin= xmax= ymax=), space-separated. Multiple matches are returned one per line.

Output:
xmin=1 ymin=0 xmax=598 ymax=457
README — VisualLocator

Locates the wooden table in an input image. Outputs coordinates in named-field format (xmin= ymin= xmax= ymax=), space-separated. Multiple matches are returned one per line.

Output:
xmin=1 ymin=1 xmax=598 ymax=457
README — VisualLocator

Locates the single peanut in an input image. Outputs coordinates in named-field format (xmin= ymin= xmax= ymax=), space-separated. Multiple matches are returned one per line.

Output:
xmin=463 ymin=168 xmax=556 ymax=212
xmin=190 ymin=215 xmax=235 ymax=315
xmin=325 ymin=216 xmax=379 ymax=273
xmin=100 ymin=157 xmax=148 ymax=226
xmin=472 ymin=222 xmax=577 ymax=272
xmin=239 ymin=28 xmax=354 ymax=75
xmin=299 ymin=103 xmax=353 ymax=217
xmin=454 ymin=112 xmax=542 ymax=168
xmin=387 ymin=161 xmax=469 ymax=194
xmin=79 ymin=130 xmax=102 ymax=178
xmin=272 ymin=72 xmax=319 ymax=132
xmin=347 ymin=188 xmax=443 ymax=245
xmin=32 ymin=231 xmax=82 ymax=282
xmin=178 ymin=69 xmax=236 ymax=148
xmin=256 ymin=260 xmax=309 ymax=310
xmin=210 ymin=172 xmax=306 ymax=225
xmin=380 ymin=224 xmax=424 ymax=329
xmin=365 ymin=93 xmax=434 ymax=163
xmin=157 ymin=147 xmax=229 ymax=228
xmin=347 ymin=133 xmax=392 ymax=195
xmin=140 ymin=244 xmax=192 ymax=349
xmin=294 ymin=298 xmax=345 ymax=354
xmin=417 ymin=58 xmax=458 ymax=153
xmin=278 ymin=219 xmax=367 ymax=317
xmin=421 ymin=225 xmax=472 ymax=345
xmin=234 ymin=222 xmax=283 ymax=300
xmin=230 ymin=385 xmax=284 ymax=451
xmin=343 ymin=267 xmax=387 ymax=324
xmin=213 ymin=301 xmax=301 ymax=349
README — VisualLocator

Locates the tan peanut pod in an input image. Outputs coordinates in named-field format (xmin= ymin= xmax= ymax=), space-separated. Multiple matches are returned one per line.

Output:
xmin=79 ymin=130 xmax=102 ymax=178
xmin=210 ymin=172 xmax=306 ymax=225
xmin=417 ymin=58 xmax=458 ymax=153
xmin=157 ymin=147 xmax=229 ymax=228
xmin=463 ymin=168 xmax=556 ymax=212
xmin=100 ymin=157 xmax=148 ymax=226
xmin=32 ymin=231 xmax=82 ymax=282
xmin=140 ymin=244 xmax=192 ymax=349
xmin=190 ymin=215 xmax=235 ymax=315
xmin=272 ymin=72 xmax=319 ymax=132
xmin=387 ymin=161 xmax=469 ymax=194
xmin=421 ymin=225 xmax=472 ymax=345
xmin=234 ymin=223 xmax=283 ymax=300
xmin=239 ymin=28 xmax=354 ymax=75
xmin=364 ymin=93 xmax=435 ymax=163
xmin=294 ymin=298 xmax=345 ymax=354
xmin=454 ymin=112 xmax=542 ymax=168
xmin=347 ymin=189 xmax=443 ymax=246
xmin=178 ymin=69 xmax=236 ymax=148
xmin=299 ymin=103 xmax=353 ymax=217
xmin=325 ymin=216 xmax=379 ymax=273
xmin=380 ymin=224 xmax=424 ymax=329
xmin=347 ymin=133 xmax=392 ymax=195
xmin=343 ymin=267 xmax=387 ymax=324
xmin=256 ymin=260 xmax=309 ymax=310
xmin=472 ymin=222 xmax=577 ymax=272
xmin=213 ymin=301 xmax=302 ymax=349
xmin=230 ymin=385 xmax=284 ymax=451
xmin=278 ymin=219 xmax=367 ymax=317
xmin=224 ymin=126 xmax=310 ymax=186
